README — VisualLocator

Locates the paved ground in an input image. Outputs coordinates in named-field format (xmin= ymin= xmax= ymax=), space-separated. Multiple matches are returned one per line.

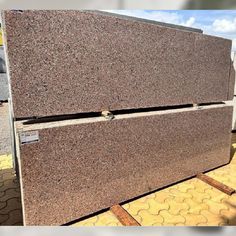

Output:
xmin=0 ymin=110 xmax=236 ymax=225
xmin=0 ymin=103 xmax=11 ymax=155
xmin=0 ymin=154 xmax=22 ymax=225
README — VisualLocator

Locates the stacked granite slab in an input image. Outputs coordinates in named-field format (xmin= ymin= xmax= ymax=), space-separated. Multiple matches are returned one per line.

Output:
xmin=15 ymin=104 xmax=233 ymax=225
xmin=2 ymin=10 xmax=234 ymax=118
xmin=2 ymin=10 xmax=235 ymax=225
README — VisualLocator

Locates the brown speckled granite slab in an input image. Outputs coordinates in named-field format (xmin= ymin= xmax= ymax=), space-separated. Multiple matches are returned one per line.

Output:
xmin=229 ymin=61 xmax=235 ymax=99
xmin=2 ymin=10 xmax=233 ymax=118
xmin=15 ymin=104 xmax=232 ymax=225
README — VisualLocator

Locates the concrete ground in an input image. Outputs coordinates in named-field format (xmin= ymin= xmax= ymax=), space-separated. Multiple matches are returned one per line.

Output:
xmin=0 ymin=102 xmax=11 ymax=155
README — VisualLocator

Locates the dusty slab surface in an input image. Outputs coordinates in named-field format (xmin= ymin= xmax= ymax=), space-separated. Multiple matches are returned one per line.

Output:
xmin=3 ymin=10 xmax=233 ymax=118
xmin=15 ymin=104 xmax=232 ymax=225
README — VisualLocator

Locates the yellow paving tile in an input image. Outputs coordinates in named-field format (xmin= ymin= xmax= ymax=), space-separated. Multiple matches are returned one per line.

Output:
xmin=169 ymin=186 xmax=193 ymax=199
xmin=200 ymin=210 xmax=223 ymax=226
xmin=148 ymin=198 xmax=171 ymax=214
xmin=176 ymin=181 xmax=195 ymax=192
xmin=136 ymin=209 xmax=164 ymax=226
xmin=183 ymin=199 xmax=209 ymax=214
xmin=152 ymin=190 xmax=174 ymax=203
xmin=72 ymin=211 xmax=122 ymax=226
xmin=0 ymin=155 xmax=13 ymax=170
xmin=158 ymin=210 xmax=186 ymax=225
xmin=202 ymin=197 xmax=229 ymax=215
xmin=168 ymin=200 xmax=190 ymax=215
xmin=185 ymin=188 xmax=211 ymax=203
xmin=122 ymin=198 xmax=150 ymax=216
xmin=178 ymin=212 xmax=208 ymax=226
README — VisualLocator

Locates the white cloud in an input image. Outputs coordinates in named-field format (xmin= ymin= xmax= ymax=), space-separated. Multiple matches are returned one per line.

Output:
xmin=212 ymin=18 xmax=236 ymax=33
xmin=184 ymin=17 xmax=195 ymax=27
xmin=106 ymin=10 xmax=196 ymax=28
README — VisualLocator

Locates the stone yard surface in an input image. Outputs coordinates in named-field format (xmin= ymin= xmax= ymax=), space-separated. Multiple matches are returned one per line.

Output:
xmin=0 ymin=154 xmax=22 ymax=225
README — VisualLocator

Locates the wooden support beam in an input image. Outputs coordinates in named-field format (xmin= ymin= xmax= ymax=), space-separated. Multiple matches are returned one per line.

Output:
xmin=110 ymin=204 xmax=141 ymax=226
xmin=197 ymin=173 xmax=235 ymax=195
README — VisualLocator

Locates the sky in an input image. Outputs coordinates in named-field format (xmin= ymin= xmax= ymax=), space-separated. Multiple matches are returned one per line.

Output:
xmin=107 ymin=10 xmax=236 ymax=54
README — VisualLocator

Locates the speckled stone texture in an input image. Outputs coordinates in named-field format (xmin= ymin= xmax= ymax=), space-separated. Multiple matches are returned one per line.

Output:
xmin=229 ymin=61 xmax=235 ymax=100
xmin=16 ymin=105 xmax=232 ymax=225
xmin=2 ymin=10 xmax=233 ymax=118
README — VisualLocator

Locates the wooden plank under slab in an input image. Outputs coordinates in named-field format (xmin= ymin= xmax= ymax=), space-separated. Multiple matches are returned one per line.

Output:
xmin=197 ymin=173 xmax=235 ymax=195
xmin=110 ymin=205 xmax=141 ymax=226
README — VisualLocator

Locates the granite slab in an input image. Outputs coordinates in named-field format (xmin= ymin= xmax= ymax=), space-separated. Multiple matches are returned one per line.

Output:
xmin=2 ymin=10 xmax=233 ymax=118
xmin=228 ymin=60 xmax=235 ymax=99
xmin=15 ymin=104 xmax=233 ymax=225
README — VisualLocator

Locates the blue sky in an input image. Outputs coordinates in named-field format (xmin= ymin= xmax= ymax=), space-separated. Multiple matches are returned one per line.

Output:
xmin=107 ymin=10 xmax=236 ymax=53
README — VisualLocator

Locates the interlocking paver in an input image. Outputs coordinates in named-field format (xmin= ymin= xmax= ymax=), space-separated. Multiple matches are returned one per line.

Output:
xmin=0 ymin=154 xmax=13 ymax=170
xmin=180 ymin=212 xmax=208 ymax=226
xmin=148 ymin=198 xmax=171 ymax=214
xmin=2 ymin=209 xmax=23 ymax=226
xmin=122 ymin=199 xmax=150 ymax=216
xmin=137 ymin=209 xmax=164 ymax=226
xmin=73 ymin=211 xmax=122 ymax=226
xmin=0 ymin=187 xmax=20 ymax=201
xmin=0 ymin=198 xmax=21 ymax=214
xmin=0 ymin=154 xmax=23 ymax=226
